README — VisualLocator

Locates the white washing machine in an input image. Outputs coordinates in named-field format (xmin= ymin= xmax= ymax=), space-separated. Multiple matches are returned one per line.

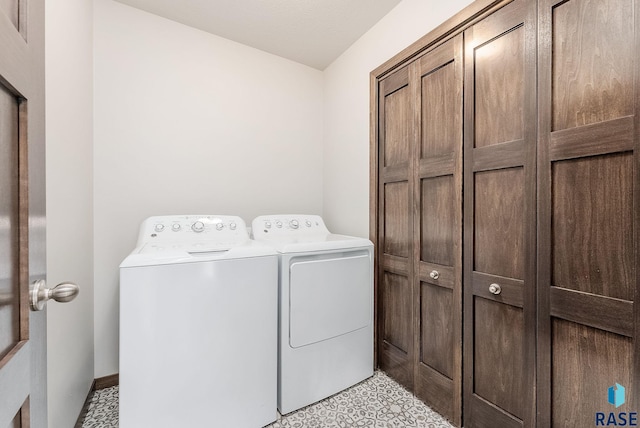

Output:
xmin=119 ymin=215 xmax=278 ymax=428
xmin=251 ymin=214 xmax=374 ymax=414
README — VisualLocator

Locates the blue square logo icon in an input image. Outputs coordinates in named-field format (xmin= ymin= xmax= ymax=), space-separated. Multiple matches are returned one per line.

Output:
xmin=608 ymin=383 xmax=626 ymax=408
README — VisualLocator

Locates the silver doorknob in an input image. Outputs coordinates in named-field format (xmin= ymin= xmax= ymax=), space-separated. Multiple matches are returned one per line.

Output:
xmin=429 ymin=270 xmax=439 ymax=280
xmin=30 ymin=279 xmax=79 ymax=311
xmin=489 ymin=283 xmax=502 ymax=295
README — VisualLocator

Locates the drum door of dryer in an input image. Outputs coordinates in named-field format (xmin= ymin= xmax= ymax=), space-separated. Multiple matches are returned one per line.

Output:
xmin=289 ymin=250 xmax=372 ymax=348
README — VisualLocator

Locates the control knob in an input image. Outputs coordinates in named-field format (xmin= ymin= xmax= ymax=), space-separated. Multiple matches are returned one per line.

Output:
xmin=264 ymin=221 xmax=272 ymax=229
xmin=289 ymin=219 xmax=299 ymax=229
xmin=275 ymin=220 xmax=283 ymax=228
xmin=191 ymin=221 xmax=205 ymax=233
xmin=171 ymin=223 xmax=181 ymax=232
xmin=216 ymin=223 xmax=224 ymax=231
xmin=154 ymin=224 xmax=165 ymax=232
xmin=305 ymin=220 xmax=312 ymax=227
xmin=229 ymin=222 xmax=237 ymax=230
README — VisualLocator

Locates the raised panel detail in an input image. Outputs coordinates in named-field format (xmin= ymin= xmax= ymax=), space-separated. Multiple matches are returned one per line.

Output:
xmin=382 ymin=272 xmax=411 ymax=354
xmin=474 ymin=297 xmax=524 ymax=420
xmin=552 ymin=319 xmax=633 ymax=426
xmin=383 ymin=182 xmax=409 ymax=258
xmin=0 ymin=83 xmax=19 ymax=360
xmin=552 ymin=0 xmax=634 ymax=131
xmin=552 ymin=152 xmax=634 ymax=300
xmin=421 ymin=282 xmax=453 ymax=378
xmin=384 ymin=86 xmax=410 ymax=167
xmin=474 ymin=27 xmax=525 ymax=148
xmin=474 ymin=168 xmax=524 ymax=279
xmin=0 ymin=0 xmax=19 ymax=30
xmin=421 ymin=175 xmax=454 ymax=266
xmin=421 ymin=62 xmax=458 ymax=158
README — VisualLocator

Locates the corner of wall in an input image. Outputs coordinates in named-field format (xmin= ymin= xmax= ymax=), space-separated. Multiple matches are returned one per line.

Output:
xmin=45 ymin=0 xmax=95 ymax=426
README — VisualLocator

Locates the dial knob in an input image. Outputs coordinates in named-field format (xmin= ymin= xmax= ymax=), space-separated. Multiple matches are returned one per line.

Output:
xmin=192 ymin=221 xmax=205 ymax=233
xmin=289 ymin=219 xmax=299 ymax=229
xmin=305 ymin=220 xmax=312 ymax=227
xmin=264 ymin=221 xmax=272 ymax=229
xmin=229 ymin=222 xmax=237 ymax=230
xmin=216 ymin=223 xmax=224 ymax=231
xmin=154 ymin=224 xmax=165 ymax=232
xmin=171 ymin=223 xmax=181 ymax=231
xmin=275 ymin=220 xmax=283 ymax=228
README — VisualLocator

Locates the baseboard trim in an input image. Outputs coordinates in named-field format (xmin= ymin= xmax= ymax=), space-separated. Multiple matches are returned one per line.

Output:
xmin=94 ymin=373 xmax=119 ymax=390
xmin=75 ymin=374 xmax=119 ymax=427
xmin=74 ymin=380 xmax=96 ymax=428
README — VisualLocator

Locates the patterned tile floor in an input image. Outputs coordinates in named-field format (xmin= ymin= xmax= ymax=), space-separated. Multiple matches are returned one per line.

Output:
xmin=81 ymin=371 xmax=454 ymax=427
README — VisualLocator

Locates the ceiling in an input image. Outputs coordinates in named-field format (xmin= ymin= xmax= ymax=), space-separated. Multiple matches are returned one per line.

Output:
xmin=113 ymin=0 xmax=402 ymax=70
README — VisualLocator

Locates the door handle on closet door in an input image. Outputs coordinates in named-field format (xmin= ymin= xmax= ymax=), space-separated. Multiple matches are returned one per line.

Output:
xmin=488 ymin=283 xmax=502 ymax=295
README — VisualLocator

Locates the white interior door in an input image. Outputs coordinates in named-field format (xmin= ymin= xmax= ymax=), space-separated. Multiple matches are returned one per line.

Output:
xmin=0 ymin=0 xmax=47 ymax=426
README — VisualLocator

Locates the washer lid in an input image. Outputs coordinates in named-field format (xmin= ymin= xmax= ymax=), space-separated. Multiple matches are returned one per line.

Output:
xmin=120 ymin=240 xmax=277 ymax=268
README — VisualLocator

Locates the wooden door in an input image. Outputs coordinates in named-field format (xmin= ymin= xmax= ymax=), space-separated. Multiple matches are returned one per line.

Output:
xmin=0 ymin=0 xmax=47 ymax=426
xmin=463 ymin=0 xmax=537 ymax=426
xmin=537 ymin=0 xmax=639 ymax=425
xmin=376 ymin=65 xmax=416 ymax=391
xmin=413 ymin=34 xmax=463 ymax=426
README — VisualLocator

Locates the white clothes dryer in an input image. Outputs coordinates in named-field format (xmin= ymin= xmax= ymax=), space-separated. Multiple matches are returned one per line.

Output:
xmin=251 ymin=214 xmax=374 ymax=414
xmin=119 ymin=215 xmax=278 ymax=428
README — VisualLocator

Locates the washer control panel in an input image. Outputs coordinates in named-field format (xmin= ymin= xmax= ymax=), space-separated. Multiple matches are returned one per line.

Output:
xmin=252 ymin=215 xmax=329 ymax=239
xmin=137 ymin=215 xmax=247 ymax=246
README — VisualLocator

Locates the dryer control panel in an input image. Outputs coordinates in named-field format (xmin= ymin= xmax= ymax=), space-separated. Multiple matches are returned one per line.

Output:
xmin=137 ymin=215 xmax=248 ymax=246
xmin=252 ymin=215 xmax=330 ymax=239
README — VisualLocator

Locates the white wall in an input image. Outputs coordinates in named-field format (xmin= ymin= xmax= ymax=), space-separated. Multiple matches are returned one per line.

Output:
xmin=45 ymin=0 xmax=95 ymax=426
xmin=93 ymin=0 xmax=324 ymax=377
xmin=46 ymin=0 xmax=475 ymax=395
xmin=322 ymin=0 xmax=475 ymax=238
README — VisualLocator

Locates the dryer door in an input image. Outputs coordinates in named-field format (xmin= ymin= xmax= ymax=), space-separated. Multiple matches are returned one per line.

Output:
xmin=289 ymin=250 xmax=371 ymax=348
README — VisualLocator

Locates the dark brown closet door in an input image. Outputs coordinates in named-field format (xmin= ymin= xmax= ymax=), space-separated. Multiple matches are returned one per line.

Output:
xmin=377 ymin=65 xmax=416 ymax=391
xmin=463 ymin=0 xmax=537 ymax=427
xmin=413 ymin=34 xmax=463 ymax=426
xmin=537 ymin=0 xmax=639 ymax=425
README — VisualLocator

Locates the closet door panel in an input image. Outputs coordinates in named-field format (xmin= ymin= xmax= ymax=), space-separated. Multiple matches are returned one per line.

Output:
xmin=552 ymin=320 xmax=633 ymax=427
xmin=420 ymin=282 xmax=453 ymax=378
xmin=421 ymin=58 xmax=459 ymax=158
xmin=420 ymin=176 xmax=454 ymax=266
xmin=552 ymin=153 xmax=634 ymax=300
xmin=538 ymin=0 xmax=639 ymax=425
xmin=377 ymin=66 xmax=415 ymax=391
xmin=474 ymin=298 xmax=524 ymax=419
xmin=414 ymin=34 xmax=463 ymax=426
xmin=464 ymin=0 xmax=537 ymax=426
xmin=383 ymin=86 xmax=411 ymax=167
xmin=380 ymin=270 xmax=412 ymax=388
xmin=417 ymin=280 xmax=455 ymax=420
xmin=474 ymin=28 xmax=525 ymax=148
xmin=382 ymin=272 xmax=411 ymax=355
xmin=552 ymin=0 xmax=634 ymax=131
xmin=383 ymin=182 xmax=410 ymax=258
xmin=474 ymin=168 xmax=524 ymax=280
